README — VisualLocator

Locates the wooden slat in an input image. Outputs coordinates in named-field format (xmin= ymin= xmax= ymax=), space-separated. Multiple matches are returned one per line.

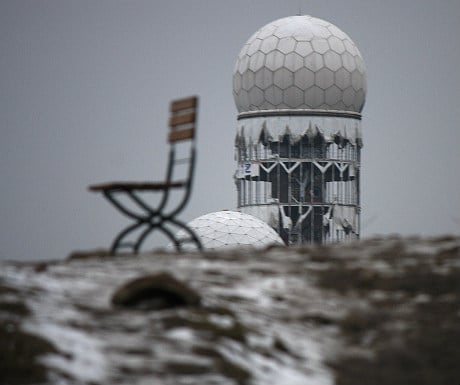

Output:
xmin=170 ymin=96 xmax=197 ymax=113
xmin=169 ymin=112 xmax=196 ymax=128
xmin=168 ymin=127 xmax=194 ymax=142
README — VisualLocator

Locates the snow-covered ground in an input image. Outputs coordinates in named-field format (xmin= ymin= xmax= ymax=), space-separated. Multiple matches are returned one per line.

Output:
xmin=1 ymin=235 xmax=459 ymax=385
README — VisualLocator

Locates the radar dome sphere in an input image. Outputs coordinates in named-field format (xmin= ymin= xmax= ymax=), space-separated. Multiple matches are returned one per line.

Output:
xmin=233 ymin=15 xmax=367 ymax=113
xmin=176 ymin=211 xmax=284 ymax=250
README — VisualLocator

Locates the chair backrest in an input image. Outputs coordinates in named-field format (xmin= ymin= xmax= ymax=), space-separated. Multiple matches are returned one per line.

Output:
xmin=165 ymin=96 xmax=198 ymax=186
xmin=169 ymin=96 xmax=198 ymax=143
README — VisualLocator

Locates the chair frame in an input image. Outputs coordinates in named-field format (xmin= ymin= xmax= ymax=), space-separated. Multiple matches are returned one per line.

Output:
xmin=89 ymin=96 xmax=203 ymax=254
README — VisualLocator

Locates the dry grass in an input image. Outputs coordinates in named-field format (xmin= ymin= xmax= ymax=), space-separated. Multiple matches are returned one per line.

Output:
xmin=315 ymin=245 xmax=460 ymax=385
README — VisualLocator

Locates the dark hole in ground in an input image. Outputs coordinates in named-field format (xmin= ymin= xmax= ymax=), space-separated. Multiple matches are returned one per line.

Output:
xmin=120 ymin=288 xmax=189 ymax=310
xmin=111 ymin=272 xmax=201 ymax=310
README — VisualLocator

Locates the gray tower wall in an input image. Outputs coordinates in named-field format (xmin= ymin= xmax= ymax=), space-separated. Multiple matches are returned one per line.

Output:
xmin=235 ymin=112 xmax=362 ymax=245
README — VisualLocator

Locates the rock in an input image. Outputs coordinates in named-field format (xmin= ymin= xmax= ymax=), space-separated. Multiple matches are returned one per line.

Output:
xmin=33 ymin=262 xmax=48 ymax=273
xmin=111 ymin=272 xmax=201 ymax=310
xmin=0 ymin=319 xmax=58 ymax=385
xmin=67 ymin=248 xmax=111 ymax=260
xmin=0 ymin=283 xmax=57 ymax=385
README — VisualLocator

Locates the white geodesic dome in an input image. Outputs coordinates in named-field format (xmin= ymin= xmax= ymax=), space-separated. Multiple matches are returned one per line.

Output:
xmin=176 ymin=210 xmax=284 ymax=250
xmin=233 ymin=15 xmax=367 ymax=113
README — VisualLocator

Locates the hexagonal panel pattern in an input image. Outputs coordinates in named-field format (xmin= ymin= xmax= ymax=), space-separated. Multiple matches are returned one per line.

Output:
xmin=233 ymin=15 xmax=367 ymax=113
xmin=175 ymin=211 xmax=284 ymax=250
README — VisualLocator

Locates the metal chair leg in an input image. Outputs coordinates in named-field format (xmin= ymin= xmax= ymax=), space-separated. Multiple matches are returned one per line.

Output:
xmin=111 ymin=221 xmax=144 ymax=254
xmin=103 ymin=189 xmax=203 ymax=254
xmin=168 ymin=217 xmax=203 ymax=251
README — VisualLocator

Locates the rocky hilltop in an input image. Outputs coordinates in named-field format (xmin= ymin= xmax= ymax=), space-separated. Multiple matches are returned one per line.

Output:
xmin=1 ymin=236 xmax=459 ymax=385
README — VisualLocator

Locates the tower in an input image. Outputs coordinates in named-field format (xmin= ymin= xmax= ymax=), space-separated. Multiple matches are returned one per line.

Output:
xmin=233 ymin=15 xmax=367 ymax=245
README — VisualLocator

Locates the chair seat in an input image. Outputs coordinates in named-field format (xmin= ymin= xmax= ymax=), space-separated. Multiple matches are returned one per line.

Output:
xmin=88 ymin=181 xmax=186 ymax=192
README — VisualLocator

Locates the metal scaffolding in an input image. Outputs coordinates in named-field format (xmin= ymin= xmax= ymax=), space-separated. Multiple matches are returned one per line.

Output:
xmin=234 ymin=114 xmax=362 ymax=246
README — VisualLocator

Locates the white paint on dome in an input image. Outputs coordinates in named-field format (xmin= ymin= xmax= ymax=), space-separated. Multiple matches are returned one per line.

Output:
xmin=176 ymin=211 xmax=285 ymax=250
xmin=233 ymin=15 xmax=367 ymax=114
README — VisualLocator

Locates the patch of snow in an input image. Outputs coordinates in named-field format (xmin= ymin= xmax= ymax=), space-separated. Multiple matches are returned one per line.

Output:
xmin=26 ymin=322 xmax=108 ymax=383
xmin=167 ymin=327 xmax=195 ymax=341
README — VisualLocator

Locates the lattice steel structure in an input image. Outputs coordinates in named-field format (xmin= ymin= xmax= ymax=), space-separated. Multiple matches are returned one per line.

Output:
xmin=232 ymin=15 xmax=366 ymax=245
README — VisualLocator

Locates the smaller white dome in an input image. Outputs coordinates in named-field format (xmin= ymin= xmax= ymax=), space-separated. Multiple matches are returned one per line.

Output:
xmin=176 ymin=210 xmax=284 ymax=250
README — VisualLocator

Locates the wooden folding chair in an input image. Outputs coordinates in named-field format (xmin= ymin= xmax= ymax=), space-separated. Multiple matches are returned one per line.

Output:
xmin=89 ymin=96 xmax=203 ymax=254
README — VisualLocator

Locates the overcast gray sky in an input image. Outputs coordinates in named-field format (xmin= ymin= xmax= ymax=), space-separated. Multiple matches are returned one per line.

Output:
xmin=1 ymin=0 xmax=459 ymax=260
